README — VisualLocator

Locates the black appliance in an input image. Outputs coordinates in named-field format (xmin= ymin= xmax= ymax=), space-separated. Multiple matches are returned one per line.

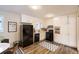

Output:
xmin=1 ymin=39 xmax=9 ymax=43
xmin=46 ymin=30 xmax=53 ymax=42
xmin=19 ymin=24 xmax=33 ymax=47
xmin=34 ymin=33 xmax=39 ymax=42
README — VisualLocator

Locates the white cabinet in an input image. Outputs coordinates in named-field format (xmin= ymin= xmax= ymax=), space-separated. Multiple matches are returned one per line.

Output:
xmin=53 ymin=14 xmax=77 ymax=48
xmin=40 ymin=29 xmax=45 ymax=41
xmin=68 ymin=14 xmax=76 ymax=47
xmin=53 ymin=16 xmax=69 ymax=45
xmin=21 ymin=14 xmax=32 ymax=23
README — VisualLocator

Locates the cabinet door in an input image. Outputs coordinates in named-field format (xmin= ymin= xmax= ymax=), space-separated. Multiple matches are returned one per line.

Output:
xmin=53 ymin=17 xmax=61 ymax=43
xmin=59 ymin=16 xmax=69 ymax=45
xmin=68 ymin=14 xmax=76 ymax=47
xmin=53 ymin=15 xmax=77 ymax=47
xmin=53 ymin=16 xmax=69 ymax=45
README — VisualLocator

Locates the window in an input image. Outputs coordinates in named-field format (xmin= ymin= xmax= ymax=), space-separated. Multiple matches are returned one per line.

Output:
xmin=0 ymin=16 xmax=4 ymax=32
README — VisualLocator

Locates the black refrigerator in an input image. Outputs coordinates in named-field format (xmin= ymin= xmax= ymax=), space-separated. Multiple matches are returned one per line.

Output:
xmin=20 ymin=24 xmax=33 ymax=48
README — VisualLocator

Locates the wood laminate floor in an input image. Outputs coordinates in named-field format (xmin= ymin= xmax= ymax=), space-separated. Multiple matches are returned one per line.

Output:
xmin=20 ymin=41 xmax=78 ymax=54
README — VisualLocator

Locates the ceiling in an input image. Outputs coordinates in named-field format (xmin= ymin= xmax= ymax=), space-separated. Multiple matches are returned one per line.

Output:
xmin=0 ymin=5 xmax=77 ymax=19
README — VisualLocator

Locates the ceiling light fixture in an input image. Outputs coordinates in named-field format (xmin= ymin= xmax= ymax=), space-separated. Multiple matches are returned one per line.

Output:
xmin=45 ymin=14 xmax=54 ymax=18
xmin=29 ymin=5 xmax=41 ymax=10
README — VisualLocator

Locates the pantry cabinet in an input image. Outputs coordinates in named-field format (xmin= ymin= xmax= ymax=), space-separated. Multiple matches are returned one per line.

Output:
xmin=53 ymin=14 xmax=77 ymax=48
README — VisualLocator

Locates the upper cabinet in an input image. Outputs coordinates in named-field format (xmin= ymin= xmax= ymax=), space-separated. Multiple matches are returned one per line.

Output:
xmin=21 ymin=14 xmax=32 ymax=23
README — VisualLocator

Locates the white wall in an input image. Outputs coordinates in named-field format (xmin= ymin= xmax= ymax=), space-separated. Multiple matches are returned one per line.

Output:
xmin=0 ymin=11 xmax=21 ymax=47
xmin=46 ymin=13 xmax=77 ymax=48
xmin=77 ymin=8 xmax=79 ymax=51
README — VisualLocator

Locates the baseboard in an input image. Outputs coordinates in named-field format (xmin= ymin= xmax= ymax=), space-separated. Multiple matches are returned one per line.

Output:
xmin=54 ymin=42 xmax=77 ymax=49
xmin=39 ymin=39 xmax=45 ymax=42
